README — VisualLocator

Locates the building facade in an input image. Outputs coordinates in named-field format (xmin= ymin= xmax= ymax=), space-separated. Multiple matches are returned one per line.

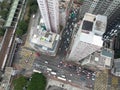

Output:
xmin=37 ymin=0 xmax=59 ymax=33
xmin=111 ymin=58 xmax=120 ymax=77
xmin=79 ymin=0 xmax=93 ymax=19
xmin=67 ymin=13 xmax=107 ymax=63
xmin=79 ymin=0 xmax=120 ymax=19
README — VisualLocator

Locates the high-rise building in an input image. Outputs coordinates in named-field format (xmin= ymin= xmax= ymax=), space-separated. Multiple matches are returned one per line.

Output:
xmin=37 ymin=0 xmax=59 ymax=33
xmin=30 ymin=19 xmax=60 ymax=56
xmin=79 ymin=0 xmax=93 ymax=19
xmin=67 ymin=13 xmax=107 ymax=63
xmin=107 ymin=6 xmax=120 ymax=31
xmin=79 ymin=0 xmax=120 ymax=19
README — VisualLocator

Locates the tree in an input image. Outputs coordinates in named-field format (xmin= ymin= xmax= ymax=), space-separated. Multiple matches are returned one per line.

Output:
xmin=18 ymin=20 xmax=28 ymax=34
xmin=28 ymin=0 xmax=38 ymax=14
xmin=16 ymin=28 xmax=23 ymax=37
xmin=0 ymin=0 xmax=10 ymax=10
xmin=16 ymin=19 xmax=28 ymax=37
xmin=0 ymin=10 xmax=8 ymax=20
xmin=13 ymin=76 xmax=27 ymax=90
xmin=0 ymin=28 xmax=5 ymax=36
xmin=27 ymin=73 xmax=47 ymax=90
xmin=30 ymin=5 xmax=38 ymax=14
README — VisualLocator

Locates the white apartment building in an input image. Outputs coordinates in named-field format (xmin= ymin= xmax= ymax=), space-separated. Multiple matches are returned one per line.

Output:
xmin=30 ymin=25 xmax=60 ymax=56
xmin=37 ymin=0 xmax=59 ymax=33
xmin=67 ymin=13 xmax=107 ymax=63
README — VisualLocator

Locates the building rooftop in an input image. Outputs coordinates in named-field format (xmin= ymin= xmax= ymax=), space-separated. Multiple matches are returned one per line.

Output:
xmin=101 ymin=49 xmax=114 ymax=58
xmin=93 ymin=15 xmax=107 ymax=36
xmin=83 ymin=13 xmax=96 ymax=22
xmin=31 ymin=24 xmax=59 ymax=49
xmin=79 ymin=13 xmax=107 ymax=47
xmin=79 ymin=32 xmax=103 ymax=47
xmin=82 ymin=49 xmax=114 ymax=70
xmin=82 ymin=20 xmax=93 ymax=31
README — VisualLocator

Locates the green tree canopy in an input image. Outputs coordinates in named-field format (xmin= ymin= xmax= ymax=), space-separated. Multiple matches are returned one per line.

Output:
xmin=27 ymin=73 xmax=47 ymax=90
xmin=0 ymin=28 xmax=5 ymax=36
xmin=16 ymin=20 xmax=28 ymax=37
xmin=18 ymin=21 xmax=28 ymax=31
xmin=30 ymin=5 xmax=38 ymax=14
xmin=0 ymin=10 xmax=8 ymax=20
xmin=28 ymin=0 xmax=38 ymax=14
xmin=16 ymin=28 xmax=23 ymax=37
xmin=0 ymin=0 xmax=10 ymax=10
xmin=13 ymin=76 xmax=27 ymax=90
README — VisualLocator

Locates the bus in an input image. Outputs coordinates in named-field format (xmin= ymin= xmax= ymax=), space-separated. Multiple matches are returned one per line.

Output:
xmin=33 ymin=69 xmax=41 ymax=73
xmin=51 ymin=72 xmax=56 ymax=75
xmin=57 ymin=77 xmax=66 ymax=81
xmin=47 ymin=68 xmax=52 ymax=71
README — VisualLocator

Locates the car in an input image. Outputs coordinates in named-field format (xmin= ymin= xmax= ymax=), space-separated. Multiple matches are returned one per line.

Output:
xmin=106 ymin=36 xmax=109 ymax=39
xmin=70 ymin=28 xmax=72 ymax=31
xmin=87 ymin=74 xmax=90 ymax=76
xmin=92 ymin=73 xmax=96 ymax=76
xmin=67 ymin=32 xmax=69 ymax=35
xmin=70 ymin=74 xmax=72 ymax=76
xmin=64 ymin=63 xmax=67 ymax=67
xmin=61 ymin=75 xmax=65 ymax=78
xmin=25 ymin=60 xmax=28 ymax=63
xmin=45 ymin=61 xmax=48 ymax=64
xmin=92 ymin=77 xmax=95 ymax=80
xmin=35 ymin=52 xmax=40 ymax=57
xmin=58 ymin=65 xmax=60 ymax=67
xmin=67 ymin=38 xmax=69 ymax=41
xmin=114 ymin=30 xmax=117 ymax=33
xmin=46 ymin=70 xmax=49 ymax=73
xmin=72 ymin=22 xmax=74 ymax=25
xmin=110 ymin=33 xmax=114 ymax=36
xmin=87 ymin=76 xmax=90 ymax=79
xmin=32 ymin=14 xmax=35 ymax=18
xmin=68 ymin=80 xmax=72 ymax=82
xmin=111 ymin=29 xmax=114 ymax=32
xmin=118 ymin=25 xmax=120 ymax=28
xmin=65 ymin=48 xmax=68 ymax=51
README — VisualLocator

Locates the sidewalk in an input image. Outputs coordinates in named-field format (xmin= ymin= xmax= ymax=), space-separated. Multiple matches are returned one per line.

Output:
xmin=47 ymin=78 xmax=84 ymax=90
xmin=45 ymin=73 xmax=91 ymax=90
xmin=94 ymin=70 xmax=108 ymax=90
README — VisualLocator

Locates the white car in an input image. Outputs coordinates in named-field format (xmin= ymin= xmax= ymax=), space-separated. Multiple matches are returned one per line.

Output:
xmin=114 ymin=30 xmax=117 ymax=33
xmin=68 ymin=80 xmax=71 ymax=82
xmin=32 ymin=14 xmax=35 ymax=18
xmin=45 ymin=61 xmax=48 ymax=64
xmin=61 ymin=75 xmax=65 ymax=78
xmin=92 ymin=78 xmax=95 ymax=81
xmin=58 ymin=65 xmax=60 ymax=68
